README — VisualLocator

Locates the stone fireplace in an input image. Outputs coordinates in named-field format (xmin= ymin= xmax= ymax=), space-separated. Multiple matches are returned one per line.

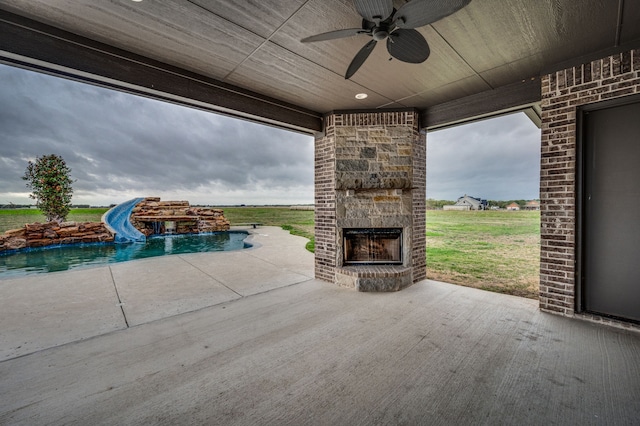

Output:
xmin=314 ymin=109 xmax=426 ymax=291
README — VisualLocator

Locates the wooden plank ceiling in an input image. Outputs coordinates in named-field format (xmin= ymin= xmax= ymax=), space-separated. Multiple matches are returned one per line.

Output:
xmin=0 ymin=0 xmax=639 ymax=132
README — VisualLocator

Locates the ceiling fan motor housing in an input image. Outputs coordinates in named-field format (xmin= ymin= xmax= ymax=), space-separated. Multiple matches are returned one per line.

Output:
xmin=372 ymin=27 xmax=389 ymax=41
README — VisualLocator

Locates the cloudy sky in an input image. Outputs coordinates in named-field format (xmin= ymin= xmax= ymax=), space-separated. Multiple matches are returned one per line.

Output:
xmin=0 ymin=63 xmax=540 ymax=207
xmin=427 ymin=113 xmax=541 ymax=201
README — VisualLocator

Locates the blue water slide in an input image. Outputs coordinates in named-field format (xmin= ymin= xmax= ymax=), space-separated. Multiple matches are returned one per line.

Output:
xmin=102 ymin=198 xmax=146 ymax=244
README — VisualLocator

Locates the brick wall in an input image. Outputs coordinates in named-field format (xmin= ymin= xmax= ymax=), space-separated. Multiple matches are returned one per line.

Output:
xmin=314 ymin=110 xmax=426 ymax=284
xmin=540 ymin=49 xmax=640 ymax=316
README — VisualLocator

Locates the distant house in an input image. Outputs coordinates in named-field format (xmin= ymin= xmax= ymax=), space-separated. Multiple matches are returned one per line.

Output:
xmin=506 ymin=202 xmax=520 ymax=211
xmin=523 ymin=200 xmax=540 ymax=210
xmin=443 ymin=194 xmax=487 ymax=211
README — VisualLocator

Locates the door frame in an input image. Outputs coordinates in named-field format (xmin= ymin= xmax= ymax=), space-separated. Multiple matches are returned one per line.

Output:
xmin=575 ymin=93 xmax=640 ymax=317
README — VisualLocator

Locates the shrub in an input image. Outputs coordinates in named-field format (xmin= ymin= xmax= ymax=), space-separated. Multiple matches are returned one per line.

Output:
xmin=22 ymin=154 xmax=74 ymax=223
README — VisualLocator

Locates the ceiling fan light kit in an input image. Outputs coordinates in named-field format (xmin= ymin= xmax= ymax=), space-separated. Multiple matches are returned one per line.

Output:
xmin=301 ymin=0 xmax=471 ymax=79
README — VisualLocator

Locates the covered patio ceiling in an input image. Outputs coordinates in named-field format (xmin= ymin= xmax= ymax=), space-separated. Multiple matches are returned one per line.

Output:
xmin=1 ymin=0 xmax=639 ymax=133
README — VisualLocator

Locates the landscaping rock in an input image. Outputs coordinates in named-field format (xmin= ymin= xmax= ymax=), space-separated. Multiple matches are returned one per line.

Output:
xmin=0 ymin=221 xmax=114 ymax=253
xmin=4 ymin=228 xmax=26 ymax=237
xmin=43 ymin=229 xmax=58 ymax=239
xmin=130 ymin=198 xmax=230 ymax=235
xmin=6 ymin=238 xmax=27 ymax=250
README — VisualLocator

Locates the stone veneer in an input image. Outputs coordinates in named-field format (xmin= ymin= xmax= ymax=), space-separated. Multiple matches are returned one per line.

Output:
xmin=540 ymin=48 xmax=640 ymax=326
xmin=314 ymin=109 xmax=426 ymax=291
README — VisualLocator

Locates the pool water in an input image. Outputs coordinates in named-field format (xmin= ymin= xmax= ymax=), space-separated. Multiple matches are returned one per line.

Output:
xmin=0 ymin=231 xmax=250 ymax=278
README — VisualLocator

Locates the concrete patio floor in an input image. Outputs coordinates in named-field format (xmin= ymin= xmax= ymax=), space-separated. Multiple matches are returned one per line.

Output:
xmin=1 ymin=226 xmax=639 ymax=425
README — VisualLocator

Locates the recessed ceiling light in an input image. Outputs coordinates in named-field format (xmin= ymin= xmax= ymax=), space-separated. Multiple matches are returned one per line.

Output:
xmin=131 ymin=0 xmax=143 ymax=2
xmin=355 ymin=93 xmax=368 ymax=100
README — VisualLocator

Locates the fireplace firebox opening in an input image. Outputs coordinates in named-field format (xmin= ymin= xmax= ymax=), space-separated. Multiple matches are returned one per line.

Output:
xmin=343 ymin=228 xmax=403 ymax=265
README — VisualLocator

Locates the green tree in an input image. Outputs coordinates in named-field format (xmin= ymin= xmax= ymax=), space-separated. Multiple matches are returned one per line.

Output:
xmin=22 ymin=154 xmax=74 ymax=223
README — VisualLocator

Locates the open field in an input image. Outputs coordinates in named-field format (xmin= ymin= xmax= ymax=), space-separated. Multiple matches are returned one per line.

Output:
xmin=0 ymin=208 xmax=109 ymax=233
xmin=426 ymin=210 xmax=540 ymax=299
xmin=1 ymin=208 xmax=539 ymax=298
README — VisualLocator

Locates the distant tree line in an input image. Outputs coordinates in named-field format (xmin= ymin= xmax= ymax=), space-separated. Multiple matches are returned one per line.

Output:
xmin=1 ymin=203 xmax=93 ymax=209
xmin=426 ymin=199 xmax=456 ymax=209
xmin=0 ymin=203 xmax=34 ymax=209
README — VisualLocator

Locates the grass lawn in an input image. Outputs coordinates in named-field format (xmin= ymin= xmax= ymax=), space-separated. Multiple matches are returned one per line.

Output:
xmin=215 ymin=207 xmax=315 ymax=252
xmin=1 ymin=207 xmax=540 ymax=299
xmin=0 ymin=208 xmax=109 ymax=232
xmin=426 ymin=210 xmax=540 ymax=299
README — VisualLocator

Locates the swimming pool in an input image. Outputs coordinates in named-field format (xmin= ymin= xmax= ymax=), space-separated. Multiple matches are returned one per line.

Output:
xmin=0 ymin=231 xmax=251 ymax=278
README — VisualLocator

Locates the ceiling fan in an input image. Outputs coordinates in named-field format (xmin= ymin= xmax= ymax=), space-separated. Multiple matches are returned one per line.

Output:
xmin=301 ymin=0 xmax=471 ymax=79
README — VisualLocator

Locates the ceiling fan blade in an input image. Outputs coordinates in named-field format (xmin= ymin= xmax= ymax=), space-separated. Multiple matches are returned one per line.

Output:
xmin=354 ymin=0 xmax=394 ymax=23
xmin=301 ymin=28 xmax=366 ymax=42
xmin=387 ymin=29 xmax=430 ymax=63
xmin=393 ymin=0 xmax=471 ymax=29
xmin=345 ymin=39 xmax=377 ymax=79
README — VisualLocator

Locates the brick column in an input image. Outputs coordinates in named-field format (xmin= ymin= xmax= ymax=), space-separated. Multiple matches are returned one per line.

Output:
xmin=540 ymin=49 xmax=640 ymax=317
xmin=412 ymin=126 xmax=427 ymax=282
xmin=314 ymin=115 xmax=337 ymax=282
